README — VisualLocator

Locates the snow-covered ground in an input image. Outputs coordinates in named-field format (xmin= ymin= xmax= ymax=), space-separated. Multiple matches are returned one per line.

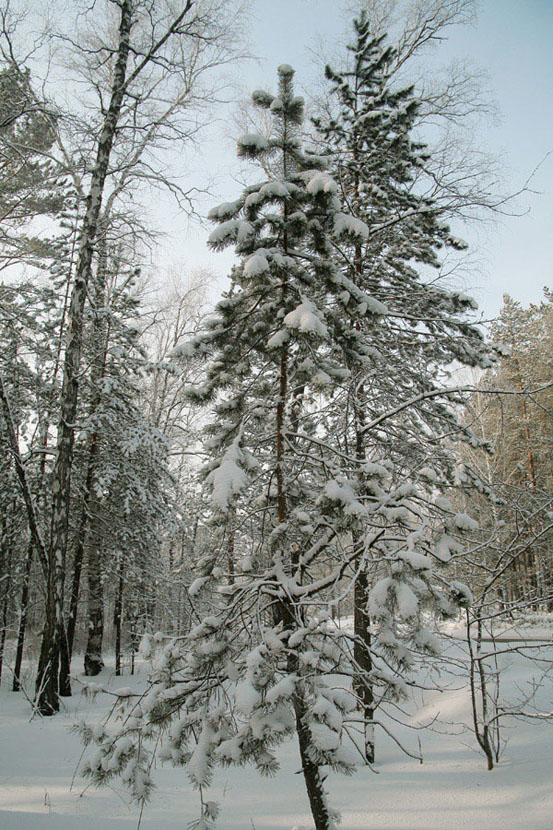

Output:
xmin=1 ymin=633 xmax=552 ymax=830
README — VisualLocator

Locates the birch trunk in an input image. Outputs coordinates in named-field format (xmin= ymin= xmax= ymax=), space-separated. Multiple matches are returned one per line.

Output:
xmin=65 ymin=496 xmax=87 ymax=661
xmin=35 ymin=0 xmax=133 ymax=714
xmin=84 ymin=489 xmax=104 ymax=675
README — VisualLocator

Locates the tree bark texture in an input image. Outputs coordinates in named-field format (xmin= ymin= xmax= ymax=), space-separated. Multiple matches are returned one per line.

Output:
xmin=84 ymin=490 xmax=104 ymax=676
xmin=295 ymin=691 xmax=335 ymax=830
xmin=12 ymin=540 xmax=33 ymax=691
xmin=114 ymin=561 xmax=124 ymax=676
xmin=0 ymin=520 xmax=10 ymax=687
xmin=351 ymin=366 xmax=375 ymax=762
xmin=353 ymin=564 xmax=375 ymax=763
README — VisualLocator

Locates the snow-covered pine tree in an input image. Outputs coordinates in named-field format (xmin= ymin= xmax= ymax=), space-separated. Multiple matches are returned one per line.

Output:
xmin=313 ymin=10 xmax=495 ymax=462
xmin=78 ymin=66 xmax=476 ymax=830
xmin=313 ymin=11 xmax=495 ymax=759
xmin=0 ymin=65 xmax=65 ymax=268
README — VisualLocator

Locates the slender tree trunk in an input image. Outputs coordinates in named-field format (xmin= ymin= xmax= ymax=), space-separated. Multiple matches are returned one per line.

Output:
xmin=66 ymin=264 xmax=106 ymax=664
xmin=84 ymin=490 xmax=104 ymax=676
xmin=466 ymin=609 xmax=495 ymax=770
xmin=273 ymin=121 xmax=332 ymax=828
xmin=351 ymin=360 xmax=375 ymax=762
xmin=0 ymin=375 xmax=48 ymax=576
xmin=295 ymin=691 xmax=334 ymax=830
xmin=1 ymin=362 xmax=54 ymax=702
xmin=12 ymin=540 xmax=33 ymax=691
xmin=58 ymin=624 xmax=72 ymax=696
xmin=114 ymin=561 xmax=124 ymax=676
xmin=275 ymin=322 xmax=332 ymax=828
xmin=129 ymin=607 xmax=138 ymax=675
xmin=66 ymin=440 xmax=99 ymax=663
xmin=227 ymin=507 xmax=236 ymax=585
xmin=66 ymin=510 xmax=87 ymax=662
xmin=0 ymin=593 xmax=8 ymax=687
xmin=0 ymin=532 xmax=11 ymax=687
xmin=35 ymin=0 xmax=134 ymax=714
xmin=180 ymin=521 xmax=196 ymax=633
xmin=353 ymin=564 xmax=375 ymax=762
xmin=518 ymin=393 xmax=539 ymax=602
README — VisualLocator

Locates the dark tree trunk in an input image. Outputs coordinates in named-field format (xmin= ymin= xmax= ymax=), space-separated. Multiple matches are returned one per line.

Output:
xmin=84 ymin=492 xmax=104 ymax=676
xmin=0 ymin=598 xmax=8 ymax=688
xmin=353 ymin=563 xmax=374 ymax=762
xmin=66 ymin=421 xmax=100 ymax=662
xmin=0 ymin=515 xmax=9 ymax=687
xmin=295 ymin=692 xmax=334 ymax=830
xmin=351 ymin=364 xmax=375 ymax=762
xmin=129 ymin=610 xmax=138 ymax=676
xmin=35 ymin=589 xmax=63 ymax=714
xmin=58 ymin=626 xmax=72 ymax=696
xmin=66 ymin=526 xmax=85 ymax=662
xmin=0 ymin=376 xmax=48 ymax=576
xmin=0 ymin=542 xmax=10 ymax=688
xmin=227 ymin=509 xmax=236 ymax=585
xmin=12 ymin=540 xmax=34 ymax=691
xmin=278 ymin=595 xmax=334 ymax=830
xmin=114 ymin=562 xmax=124 ymax=676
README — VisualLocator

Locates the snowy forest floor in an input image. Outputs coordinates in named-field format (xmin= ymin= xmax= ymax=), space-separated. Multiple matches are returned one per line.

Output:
xmin=1 ymin=627 xmax=553 ymax=830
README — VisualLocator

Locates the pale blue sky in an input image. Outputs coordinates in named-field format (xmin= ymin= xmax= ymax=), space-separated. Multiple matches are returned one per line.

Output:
xmin=441 ymin=0 xmax=553 ymax=315
xmin=165 ymin=0 xmax=553 ymax=320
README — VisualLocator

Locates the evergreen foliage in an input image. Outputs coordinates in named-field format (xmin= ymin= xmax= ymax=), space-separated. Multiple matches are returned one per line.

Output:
xmin=313 ymin=12 xmax=495 ymax=467
xmin=80 ymin=65 xmax=478 ymax=830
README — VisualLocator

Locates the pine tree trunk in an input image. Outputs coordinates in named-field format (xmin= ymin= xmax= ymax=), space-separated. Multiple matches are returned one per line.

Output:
xmin=114 ymin=562 xmax=124 ymax=676
xmin=12 ymin=540 xmax=33 ymax=691
xmin=275 ymin=104 xmax=332 ymax=830
xmin=353 ymin=563 xmax=375 ymax=762
xmin=351 ymin=366 xmax=375 ymax=762
xmin=279 ymin=593 xmax=335 ymax=830
xmin=295 ymin=691 xmax=334 ymax=830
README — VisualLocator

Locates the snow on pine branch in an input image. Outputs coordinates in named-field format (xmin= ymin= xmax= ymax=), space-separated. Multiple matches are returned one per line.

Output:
xmin=334 ymin=212 xmax=369 ymax=241
xmin=283 ymin=297 xmax=328 ymax=337
xmin=206 ymin=432 xmax=247 ymax=512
